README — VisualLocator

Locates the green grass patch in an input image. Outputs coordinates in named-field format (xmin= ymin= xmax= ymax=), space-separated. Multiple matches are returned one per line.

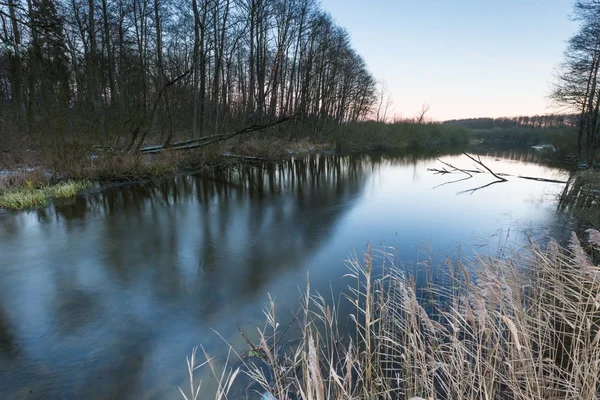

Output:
xmin=0 ymin=180 xmax=91 ymax=210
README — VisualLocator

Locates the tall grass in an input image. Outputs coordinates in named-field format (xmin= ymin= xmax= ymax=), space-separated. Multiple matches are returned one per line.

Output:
xmin=184 ymin=235 xmax=600 ymax=400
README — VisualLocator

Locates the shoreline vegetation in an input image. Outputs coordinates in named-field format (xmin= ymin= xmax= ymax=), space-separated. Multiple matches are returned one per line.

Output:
xmin=0 ymin=120 xmax=579 ymax=210
xmin=182 ymin=232 xmax=600 ymax=400
xmin=0 ymin=0 xmax=584 ymax=211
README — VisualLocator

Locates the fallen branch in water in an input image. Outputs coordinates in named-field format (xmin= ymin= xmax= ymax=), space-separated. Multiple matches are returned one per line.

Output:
xmin=518 ymin=175 xmax=568 ymax=184
xmin=463 ymin=153 xmax=507 ymax=182
xmin=431 ymin=153 xmax=568 ymax=194
xmin=458 ymin=179 xmax=507 ymax=195
xmin=439 ymin=159 xmax=480 ymax=176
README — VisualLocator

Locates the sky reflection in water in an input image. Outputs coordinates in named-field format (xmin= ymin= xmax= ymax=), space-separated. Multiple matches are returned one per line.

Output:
xmin=0 ymin=149 xmax=574 ymax=399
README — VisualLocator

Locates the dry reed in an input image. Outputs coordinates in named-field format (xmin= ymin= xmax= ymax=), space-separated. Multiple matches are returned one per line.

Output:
xmin=182 ymin=232 xmax=600 ymax=400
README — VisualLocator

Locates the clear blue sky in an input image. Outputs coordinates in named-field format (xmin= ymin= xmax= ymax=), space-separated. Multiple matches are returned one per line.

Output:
xmin=321 ymin=0 xmax=578 ymax=120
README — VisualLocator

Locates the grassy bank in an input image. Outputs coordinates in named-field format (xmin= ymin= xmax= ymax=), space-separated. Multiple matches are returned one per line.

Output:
xmin=0 ymin=136 xmax=329 ymax=210
xmin=185 ymin=232 xmax=600 ymax=400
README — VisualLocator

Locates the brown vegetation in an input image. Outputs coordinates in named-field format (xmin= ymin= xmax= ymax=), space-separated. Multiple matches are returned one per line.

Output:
xmin=183 ymin=232 xmax=600 ymax=400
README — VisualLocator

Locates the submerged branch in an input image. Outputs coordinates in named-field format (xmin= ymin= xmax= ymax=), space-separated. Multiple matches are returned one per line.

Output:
xmin=518 ymin=175 xmax=568 ymax=184
xmin=463 ymin=153 xmax=507 ymax=182
xmin=431 ymin=153 xmax=568 ymax=193
xmin=457 ymin=179 xmax=507 ymax=195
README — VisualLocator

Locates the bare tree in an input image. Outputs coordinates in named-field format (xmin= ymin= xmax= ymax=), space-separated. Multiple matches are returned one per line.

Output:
xmin=552 ymin=0 xmax=600 ymax=159
xmin=375 ymin=80 xmax=393 ymax=123
xmin=416 ymin=103 xmax=431 ymax=124
xmin=0 ymin=0 xmax=379 ymax=149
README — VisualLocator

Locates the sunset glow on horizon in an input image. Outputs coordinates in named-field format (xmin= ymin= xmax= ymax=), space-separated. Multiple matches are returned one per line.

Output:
xmin=322 ymin=0 xmax=578 ymax=121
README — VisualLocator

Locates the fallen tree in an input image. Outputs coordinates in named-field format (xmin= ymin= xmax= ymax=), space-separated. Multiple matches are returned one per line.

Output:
xmin=138 ymin=116 xmax=294 ymax=154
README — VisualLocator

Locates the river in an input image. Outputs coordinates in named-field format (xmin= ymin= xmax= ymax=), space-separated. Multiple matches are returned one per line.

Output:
xmin=0 ymin=148 xmax=576 ymax=399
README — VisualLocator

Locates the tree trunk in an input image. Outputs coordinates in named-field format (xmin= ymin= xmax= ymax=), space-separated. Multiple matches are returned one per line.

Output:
xmin=101 ymin=0 xmax=117 ymax=104
xmin=192 ymin=0 xmax=201 ymax=137
xmin=7 ymin=0 xmax=25 ymax=126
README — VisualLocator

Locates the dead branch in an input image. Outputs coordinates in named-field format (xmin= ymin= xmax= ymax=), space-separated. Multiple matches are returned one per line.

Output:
xmin=463 ymin=153 xmax=507 ymax=182
xmin=438 ymin=159 xmax=478 ymax=177
xmin=458 ymin=179 xmax=507 ymax=195
xmin=427 ymin=167 xmax=451 ymax=175
xmin=431 ymin=154 xmax=569 ymax=193
xmin=518 ymin=175 xmax=568 ymax=184
xmin=433 ymin=176 xmax=473 ymax=189
xmin=428 ymin=159 xmax=483 ymax=176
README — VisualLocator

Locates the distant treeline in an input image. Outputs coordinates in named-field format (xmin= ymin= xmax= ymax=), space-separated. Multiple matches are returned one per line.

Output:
xmin=442 ymin=114 xmax=578 ymax=130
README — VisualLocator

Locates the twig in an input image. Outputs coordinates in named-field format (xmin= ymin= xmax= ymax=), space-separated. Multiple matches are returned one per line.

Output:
xmin=438 ymin=159 xmax=478 ymax=177
xmin=433 ymin=176 xmax=473 ymax=189
xmin=272 ymin=309 xmax=301 ymax=352
xmin=236 ymin=324 xmax=262 ymax=356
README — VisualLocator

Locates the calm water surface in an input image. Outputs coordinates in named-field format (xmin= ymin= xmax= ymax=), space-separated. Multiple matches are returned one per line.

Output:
xmin=0 ymin=149 xmax=575 ymax=399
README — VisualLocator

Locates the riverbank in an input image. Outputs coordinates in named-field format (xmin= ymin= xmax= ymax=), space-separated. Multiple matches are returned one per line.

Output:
xmin=0 ymin=121 xmax=579 ymax=210
xmin=186 ymin=231 xmax=600 ymax=400
xmin=0 ymin=136 xmax=331 ymax=210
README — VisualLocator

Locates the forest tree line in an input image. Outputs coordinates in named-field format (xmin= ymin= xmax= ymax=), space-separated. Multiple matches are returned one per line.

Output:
xmin=442 ymin=114 xmax=579 ymax=130
xmin=0 ymin=0 xmax=378 ymax=151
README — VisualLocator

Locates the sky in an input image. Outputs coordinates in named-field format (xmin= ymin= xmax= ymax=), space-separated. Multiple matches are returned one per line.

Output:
xmin=320 ymin=0 xmax=578 ymax=121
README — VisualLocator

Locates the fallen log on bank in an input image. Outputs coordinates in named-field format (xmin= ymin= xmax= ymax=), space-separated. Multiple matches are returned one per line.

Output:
xmin=138 ymin=116 xmax=293 ymax=154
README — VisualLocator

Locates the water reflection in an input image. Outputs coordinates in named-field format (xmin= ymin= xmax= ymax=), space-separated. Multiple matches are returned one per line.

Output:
xmin=0 ymin=154 xmax=380 ymax=399
xmin=0 ymin=149 xmax=574 ymax=399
